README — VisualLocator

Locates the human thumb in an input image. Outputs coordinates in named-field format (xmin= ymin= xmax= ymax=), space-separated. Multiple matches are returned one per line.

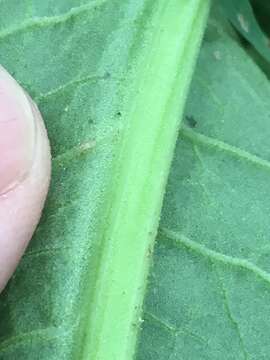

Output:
xmin=0 ymin=66 xmax=51 ymax=292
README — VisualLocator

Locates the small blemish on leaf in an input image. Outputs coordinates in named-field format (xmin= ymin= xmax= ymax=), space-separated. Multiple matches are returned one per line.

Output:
xmin=132 ymin=317 xmax=144 ymax=329
xmin=185 ymin=115 xmax=197 ymax=128
xmin=147 ymin=245 xmax=154 ymax=258
xmin=213 ymin=50 xmax=221 ymax=60
xmin=79 ymin=141 xmax=96 ymax=153
xmin=237 ymin=13 xmax=249 ymax=33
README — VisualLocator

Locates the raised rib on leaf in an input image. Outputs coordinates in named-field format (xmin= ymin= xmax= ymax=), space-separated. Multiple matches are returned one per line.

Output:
xmin=137 ymin=9 xmax=270 ymax=360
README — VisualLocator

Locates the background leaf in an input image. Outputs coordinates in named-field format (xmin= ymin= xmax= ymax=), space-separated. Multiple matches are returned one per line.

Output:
xmin=219 ymin=0 xmax=270 ymax=64
xmin=136 ymin=6 xmax=270 ymax=360
xmin=251 ymin=0 xmax=270 ymax=36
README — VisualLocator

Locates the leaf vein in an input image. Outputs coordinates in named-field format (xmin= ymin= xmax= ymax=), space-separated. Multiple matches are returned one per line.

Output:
xmin=160 ymin=227 xmax=270 ymax=285
xmin=181 ymin=126 xmax=270 ymax=171
xmin=0 ymin=326 xmax=66 ymax=354
xmin=216 ymin=269 xmax=249 ymax=360
xmin=23 ymin=245 xmax=71 ymax=260
xmin=52 ymin=141 xmax=96 ymax=165
xmin=144 ymin=311 xmax=207 ymax=344
xmin=144 ymin=311 xmax=177 ymax=334
xmin=0 ymin=0 xmax=108 ymax=41
xmin=36 ymin=73 xmax=110 ymax=102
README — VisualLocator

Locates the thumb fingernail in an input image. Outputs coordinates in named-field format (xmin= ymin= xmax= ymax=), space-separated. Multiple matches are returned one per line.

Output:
xmin=0 ymin=66 xmax=36 ymax=195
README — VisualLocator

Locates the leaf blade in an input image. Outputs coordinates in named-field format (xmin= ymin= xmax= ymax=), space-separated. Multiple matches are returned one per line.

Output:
xmin=0 ymin=1 xmax=209 ymax=359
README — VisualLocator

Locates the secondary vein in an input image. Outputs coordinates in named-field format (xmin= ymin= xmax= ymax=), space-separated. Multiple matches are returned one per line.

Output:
xmin=160 ymin=227 xmax=270 ymax=286
xmin=181 ymin=126 xmax=270 ymax=172
xmin=0 ymin=0 xmax=108 ymax=41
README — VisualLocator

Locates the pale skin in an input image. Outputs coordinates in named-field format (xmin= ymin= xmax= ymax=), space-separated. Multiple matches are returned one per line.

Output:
xmin=0 ymin=66 xmax=51 ymax=292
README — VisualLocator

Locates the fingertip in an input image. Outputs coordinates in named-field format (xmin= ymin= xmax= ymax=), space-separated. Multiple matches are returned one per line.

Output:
xmin=0 ymin=67 xmax=51 ymax=292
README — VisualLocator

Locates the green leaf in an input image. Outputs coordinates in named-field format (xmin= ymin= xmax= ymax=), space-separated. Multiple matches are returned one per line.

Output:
xmin=0 ymin=1 xmax=209 ymax=359
xmin=247 ymin=1 xmax=270 ymax=79
xmin=136 ymin=9 xmax=270 ymax=360
xmin=251 ymin=0 xmax=270 ymax=36
xmin=220 ymin=0 xmax=270 ymax=63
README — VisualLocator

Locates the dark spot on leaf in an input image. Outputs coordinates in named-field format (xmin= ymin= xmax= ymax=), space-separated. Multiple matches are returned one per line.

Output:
xmin=185 ymin=115 xmax=197 ymax=128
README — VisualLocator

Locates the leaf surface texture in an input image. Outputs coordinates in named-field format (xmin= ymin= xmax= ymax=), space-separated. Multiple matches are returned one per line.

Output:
xmin=136 ymin=9 xmax=270 ymax=360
